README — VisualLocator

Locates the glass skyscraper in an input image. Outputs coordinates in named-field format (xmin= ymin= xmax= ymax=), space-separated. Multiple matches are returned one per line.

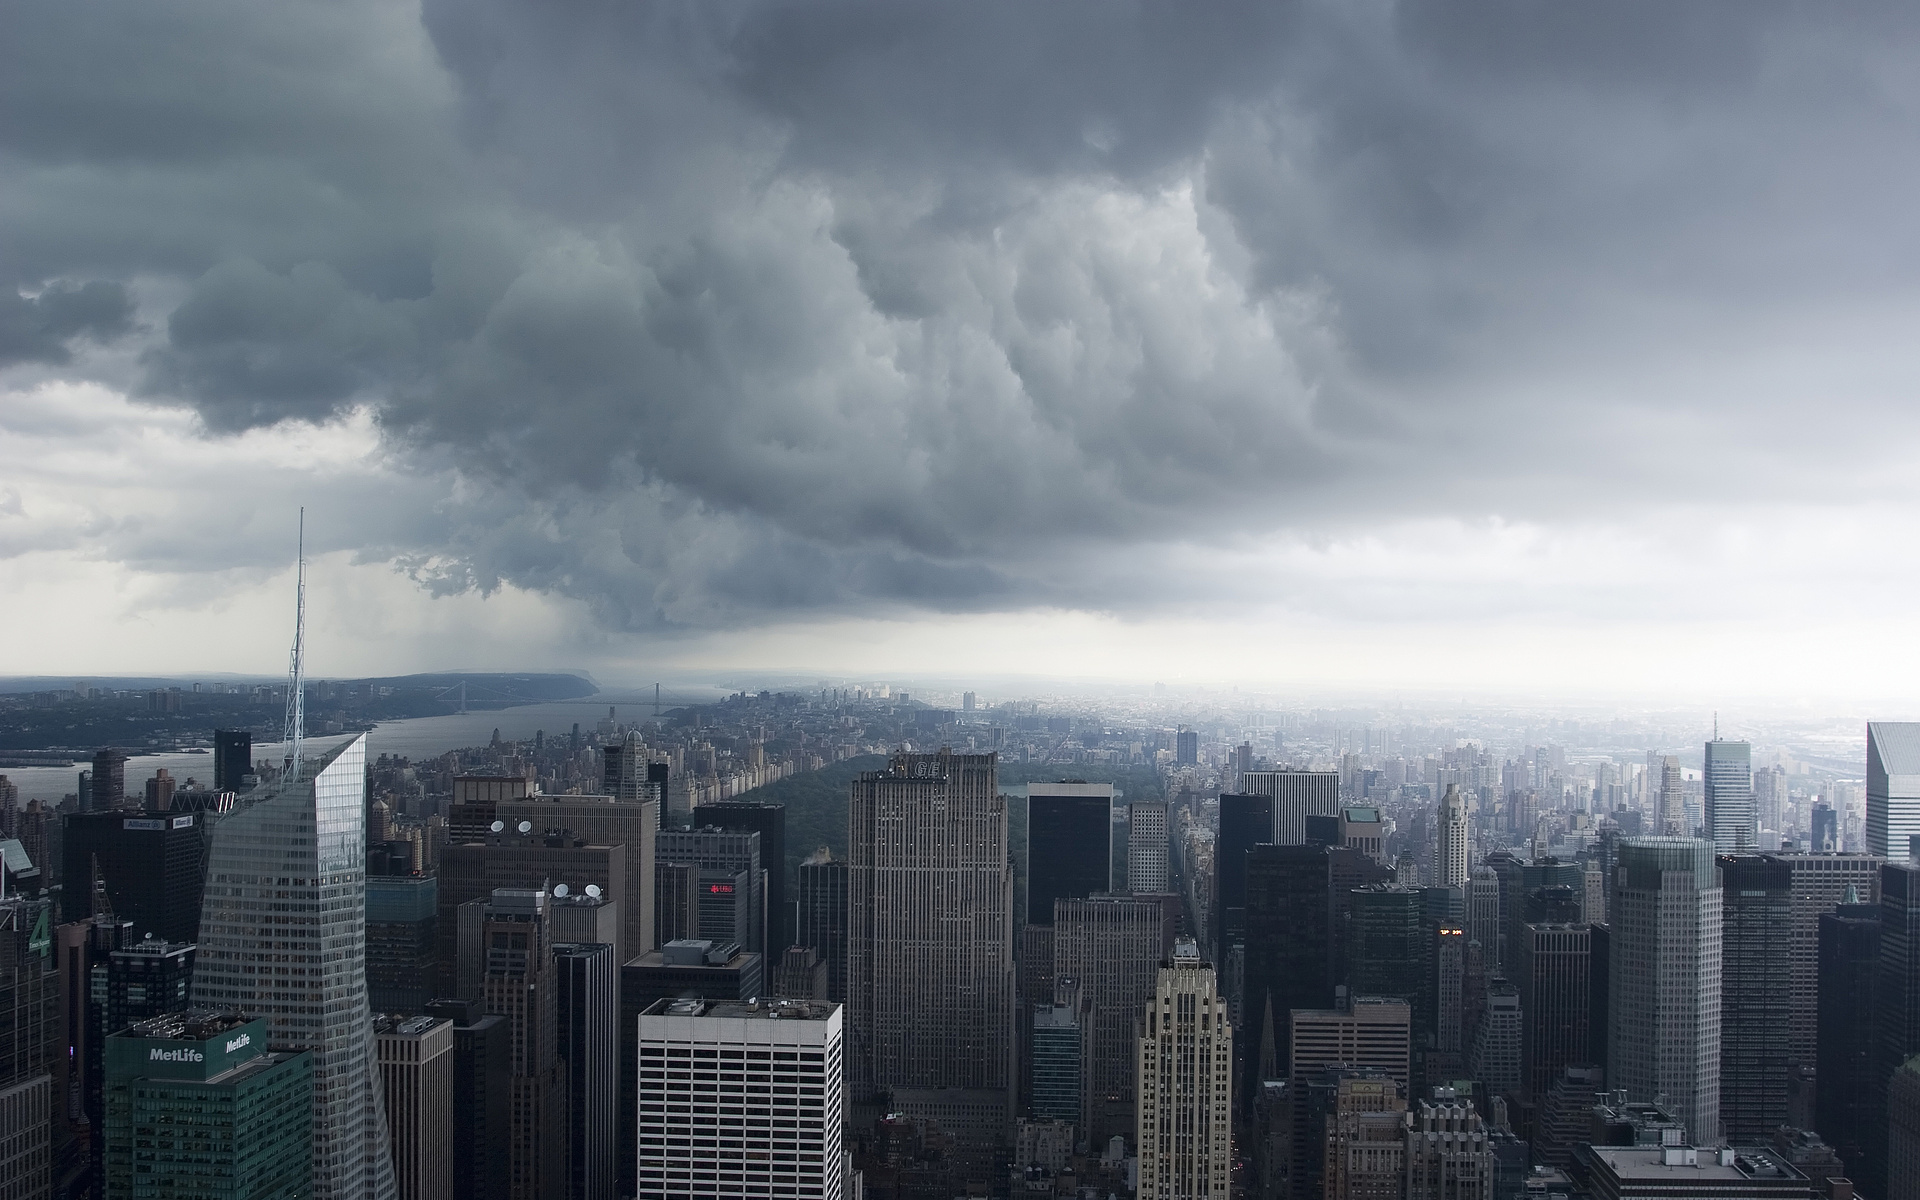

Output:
xmin=192 ymin=734 xmax=397 ymax=1200
xmin=1703 ymin=739 xmax=1755 ymax=852
xmin=1869 ymin=721 xmax=1920 ymax=859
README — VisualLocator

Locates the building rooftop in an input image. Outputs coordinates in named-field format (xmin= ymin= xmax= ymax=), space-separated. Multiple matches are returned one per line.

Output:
xmin=1585 ymin=1145 xmax=1810 ymax=1185
xmin=374 ymin=1014 xmax=446 ymax=1037
xmin=123 ymin=1010 xmax=251 ymax=1042
xmin=645 ymin=996 xmax=838 ymax=1021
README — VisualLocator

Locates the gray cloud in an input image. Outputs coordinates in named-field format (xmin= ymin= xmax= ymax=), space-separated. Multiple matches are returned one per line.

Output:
xmin=7 ymin=0 xmax=1920 ymax=633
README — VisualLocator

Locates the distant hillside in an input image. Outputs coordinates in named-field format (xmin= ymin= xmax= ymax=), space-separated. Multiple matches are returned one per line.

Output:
xmin=355 ymin=673 xmax=597 ymax=703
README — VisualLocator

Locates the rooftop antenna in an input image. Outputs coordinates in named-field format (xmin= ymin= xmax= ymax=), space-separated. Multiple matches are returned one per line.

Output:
xmin=282 ymin=509 xmax=307 ymax=783
xmin=1714 ymin=711 xmax=1719 ymax=741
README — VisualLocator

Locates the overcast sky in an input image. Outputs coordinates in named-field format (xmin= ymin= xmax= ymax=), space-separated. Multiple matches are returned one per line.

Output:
xmin=6 ymin=0 xmax=1920 ymax=701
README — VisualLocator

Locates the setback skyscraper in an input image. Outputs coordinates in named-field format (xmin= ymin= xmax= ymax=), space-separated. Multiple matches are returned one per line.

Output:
xmin=1870 ymin=722 xmax=1920 ymax=859
xmin=191 ymin=734 xmax=397 ymax=1200
xmin=1607 ymin=837 xmax=1722 ymax=1147
xmin=1435 ymin=784 xmax=1470 ymax=890
xmin=1704 ymin=738 xmax=1755 ymax=853
xmin=847 ymin=751 xmax=1013 ymax=1172
xmin=1136 ymin=940 xmax=1231 ymax=1200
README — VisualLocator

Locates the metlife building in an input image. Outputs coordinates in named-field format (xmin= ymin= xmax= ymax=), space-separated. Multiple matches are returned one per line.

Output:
xmin=102 ymin=1012 xmax=313 ymax=1200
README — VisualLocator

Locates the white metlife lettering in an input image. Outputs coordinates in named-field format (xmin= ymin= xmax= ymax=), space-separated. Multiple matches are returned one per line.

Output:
xmin=149 ymin=1047 xmax=204 ymax=1063
xmin=225 ymin=1033 xmax=251 ymax=1053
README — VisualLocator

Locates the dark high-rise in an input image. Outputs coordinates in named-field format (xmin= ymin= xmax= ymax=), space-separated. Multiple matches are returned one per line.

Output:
xmin=1243 ymin=844 xmax=1332 ymax=1105
xmin=1176 ymin=730 xmax=1198 ymax=766
xmin=437 ymin=829 xmax=625 ymax=997
xmin=213 ymin=729 xmax=252 ymax=792
xmin=553 ymin=942 xmax=616 ymax=1200
xmin=84 ymin=938 xmax=195 ymax=1175
xmin=424 ymin=998 xmax=510 ymax=1200
xmin=795 ymin=848 xmax=848 ymax=1002
xmin=1718 ymin=854 xmax=1794 ymax=1140
xmin=60 ymin=809 xmax=210 ymax=943
xmin=694 ymin=801 xmax=788 ymax=951
xmin=1513 ymin=920 xmax=1590 ymax=1103
xmin=88 ymin=748 xmax=126 ymax=812
xmin=655 ymin=827 xmax=763 ymax=954
xmin=1868 ymin=859 xmax=1920 ymax=1199
xmin=1346 ymin=885 xmax=1430 ymax=1021
xmin=367 ymin=874 xmax=437 ymax=1015
xmin=1026 ymin=783 xmax=1113 ymax=927
xmin=1817 ymin=902 xmax=1879 ymax=1183
xmin=1214 ymin=792 xmax=1274 ymax=960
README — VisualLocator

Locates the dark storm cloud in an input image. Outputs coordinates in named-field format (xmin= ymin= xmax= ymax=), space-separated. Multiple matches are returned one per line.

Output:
xmin=7 ymin=0 xmax=1920 ymax=630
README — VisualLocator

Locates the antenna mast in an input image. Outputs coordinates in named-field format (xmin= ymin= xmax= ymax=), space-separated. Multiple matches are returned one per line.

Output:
xmin=283 ymin=509 xmax=307 ymax=782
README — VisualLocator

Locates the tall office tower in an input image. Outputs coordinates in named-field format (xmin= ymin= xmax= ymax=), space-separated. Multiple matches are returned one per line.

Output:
xmin=1053 ymin=895 xmax=1164 ymax=1144
xmin=1136 ymin=941 xmax=1231 ymax=1200
xmin=846 ymin=751 xmax=1013 ymax=1167
xmin=1816 ymin=902 xmax=1880 ymax=1183
xmin=191 ymin=734 xmax=397 ymax=1200
xmin=695 ymin=801 xmax=787 ymax=950
xmin=1704 ymin=738 xmax=1755 ymax=852
xmin=1030 ymin=997 xmax=1085 ymax=1128
xmin=214 ymin=729 xmax=253 ymax=791
xmin=1755 ymin=766 xmax=1789 ymax=834
xmin=374 ymin=1015 xmax=454 ymax=1200
xmin=1867 ymin=859 xmax=1920 ymax=1199
xmin=552 ymin=942 xmax=615 ymax=1200
xmin=637 ymin=997 xmax=845 ymax=1200
xmin=1405 ymin=1089 xmax=1494 ymax=1200
xmin=366 ymin=873 xmax=436 ymax=1015
xmin=102 ymin=1014 xmax=312 ymax=1200
xmin=1657 ymin=756 xmax=1686 ymax=836
xmin=1811 ymin=804 xmax=1838 ymax=851
xmin=1606 ymin=837 xmax=1722 ymax=1146
xmin=1893 ymin=1060 xmax=1920 ymax=1200
xmin=1349 ymin=885 xmax=1430 ymax=1001
xmin=1242 ymin=771 xmax=1340 ymax=846
xmin=774 ymin=945 xmax=828 ymax=1000
xmin=1291 ymin=996 xmax=1412 ymax=1095
xmin=1512 ymin=920 xmax=1589 ymax=1102
xmin=1214 ymin=792 xmax=1274 ymax=961
xmin=1176 ymin=729 xmax=1198 ymax=766
xmin=1718 ymin=854 xmax=1793 ymax=1140
xmin=422 ymin=999 xmax=509 ymax=1200
xmin=1466 ymin=867 xmax=1501 ymax=972
xmin=474 ymin=889 xmax=565 ymax=1200
xmin=1026 ymin=783 xmax=1114 ymax=926
xmin=549 ymin=888 xmax=619 ymax=949
xmin=655 ymin=827 xmax=763 ymax=953
xmin=963 ymin=690 xmax=976 ymax=712
xmin=84 ymin=938 xmax=194 ymax=1163
xmin=1435 ymin=784 xmax=1470 ymax=890
xmin=89 ymin=748 xmax=126 ymax=812
xmin=795 ymin=848 xmax=848 ymax=1002
xmin=61 ymin=808 xmax=211 ymax=943
xmin=1127 ymin=800 xmax=1171 ymax=893
xmin=1772 ymin=852 xmax=1884 ymax=1066
xmin=1469 ymin=983 xmax=1522 ymax=1099
xmin=1322 ymin=1076 xmax=1406 ymax=1200
xmin=654 ymin=863 xmax=699 ymax=944
xmin=602 ymin=730 xmax=658 ymax=805
xmin=1871 ymin=722 xmax=1920 ymax=858
xmin=1435 ymin=926 xmax=1466 ymax=1060
xmin=489 ymin=794 xmax=657 ymax=964
xmin=1243 ymin=845 xmax=1332 ymax=1102
xmin=0 ymin=896 xmax=60 ymax=1200
xmin=142 ymin=768 xmax=175 ymax=812
xmin=437 ymin=828 xmax=625 ymax=996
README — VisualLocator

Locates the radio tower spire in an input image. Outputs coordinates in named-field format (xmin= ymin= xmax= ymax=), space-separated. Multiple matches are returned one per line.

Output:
xmin=282 ymin=509 xmax=307 ymax=782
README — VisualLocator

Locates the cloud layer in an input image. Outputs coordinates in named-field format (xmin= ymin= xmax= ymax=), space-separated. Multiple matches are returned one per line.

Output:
xmin=7 ymin=0 xmax=1920 ymax=668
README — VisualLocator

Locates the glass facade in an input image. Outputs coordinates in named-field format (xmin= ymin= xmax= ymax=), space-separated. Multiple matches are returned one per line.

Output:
xmin=192 ymin=735 xmax=397 ymax=1200
xmin=1025 ymin=788 xmax=1112 ymax=927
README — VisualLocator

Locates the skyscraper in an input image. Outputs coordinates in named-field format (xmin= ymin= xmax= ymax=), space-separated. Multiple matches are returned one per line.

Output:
xmin=636 ymin=997 xmax=845 ymax=1200
xmin=474 ymin=889 xmax=565 ymax=1200
xmin=1127 ymin=800 xmax=1171 ymax=893
xmin=1136 ymin=940 xmax=1231 ymax=1200
xmin=102 ymin=1013 xmax=312 ymax=1200
xmin=694 ymin=801 xmax=788 ymax=951
xmin=1704 ymin=738 xmax=1755 ymax=853
xmin=88 ymin=748 xmax=126 ymax=813
xmin=553 ymin=942 xmax=616 ymax=1200
xmin=1867 ymin=859 xmax=1920 ymax=1198
xmin=374 ymin=1015 xmax=454 ymax=1200
xmin=488 ymin=794 xmax=658 ymax=965
xmin=1213 ymin=791 xmax=1274 ymax=962
xmin=422 ymin=998 xmax=510 ymax=1200
xmin=366 ymin=873 xmax=437 ymax=1015
xmin=214 ymin=729 xmax=253 ymax=792
xmin=1323 ymin=1076 xmax=1406 ymax=1200
xmin=437 ymin=828 xmax=625 ymax=996
xmin=1658 ymin=756 xmax=1686 ymax=837
xmin=1405 ymin=1089 xmax=1494 ymax=1200
xmin=1030 ymin=997 xmax=1084 ymax=1128
xmin=1718 ymin=854 xmax=1793 ymax=1140
xmin=1512 ymin=920 xmax=1590 ymax=1102
xmin=1435 ymin=784 xmax=1470 ymax=890
xmin=191 ymin=734 xmax=397 ymax=1200
xmin=1870 ymin=722 xmax=1920 ymax=858
xmin=1607 ymin=837 xmax=1722 ymax=1146
xmin=1243 ymin=844 xmax=1332 ymax=1101
xmin=1242 ymin=771 xmax=1340 ymax=846
xmin=1053 ymin=894 xmax=1164 ymax=1144
xmin=1816 ymin=901 xmax=1879 ymax=1183
xmin=847 ymin=751 xmax=1013 ymax=1169
xmin=1026 ymin=783 xmax=1113 ymax=925
xmin=655 ymin=826 xmax=763 ymax=953
xmin=61 ymin=808 xmax=211 ymax=943
xmin=1176 ymin=730 xmax=1198 ymax=766
xmin=795 ymin=848 xmax=848 ymax=1002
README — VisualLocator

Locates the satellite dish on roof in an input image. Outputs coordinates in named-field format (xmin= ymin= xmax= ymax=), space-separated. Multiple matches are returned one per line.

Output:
xmin=584 ymin=884 xmax=602 ymax=899
xmin=489 ymin=820 xmax=505 ymax=833
xmin=553 ymin=883 xmax=570 ymax=898
xmin=517 ymin=820 xmax=533 ymax=834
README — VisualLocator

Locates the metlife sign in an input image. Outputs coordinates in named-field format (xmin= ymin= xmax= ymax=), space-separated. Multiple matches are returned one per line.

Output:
xmin=107 ymin=1017 xmax=270 ymax=1082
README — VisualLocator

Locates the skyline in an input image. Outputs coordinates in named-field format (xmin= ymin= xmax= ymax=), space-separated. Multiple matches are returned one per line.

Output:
xmin=7 ymin=3 xmax=1920 ymax=701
